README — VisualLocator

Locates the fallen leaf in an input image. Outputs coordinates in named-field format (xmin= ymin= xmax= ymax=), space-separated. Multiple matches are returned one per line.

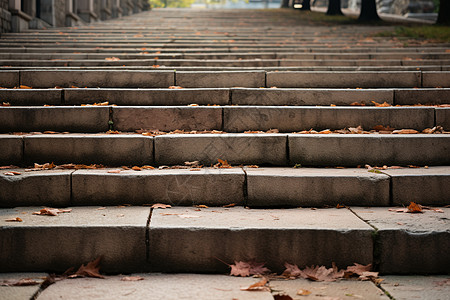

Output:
xmin=392 ymin=129 xmax=419 ymax=134
xmin=215 ymin=159 xmax=232 ymax=168
xmin=5 ymin=217 xmax=23 ymax=222
xmin=105 ymin=57 xmax=120 ymax=61
xmin=107 ymin=169 xmax=121 ymax=174
xmin=69 ymin=257 xmax=104 ymax=278
xmin=19 ymin=85 xmax=32 ymax=89
xmin=297 ymin=289 xmax=312 ymax=296
xmin=3 ymin=171 xmax=21 ymax=176
xmin=151 ymin=203 xmax=172 ymax=209
xmin=282 ymin=263 xmax=302 ymax=278
xmin=1 ymin=102 xmax=10 ymax=106
xmin=169 ymin=86 xmax=183 ymax=89
xmin=132 ymin=166 xmax=142 ymax=171
xmin=240 ymin=277 xmax=270 ymax=291
xmin=336 ymin=204 xmax=345 ymax=209
xmin=33 ymin=208 xmax=72 ymax=216
xmin=195 ymin=205 xmax=209 ymax=208
xmin=230 ymin=261 xmax=270 ymax=277
xmin=121 ymin=276 xmax=144 ymax=281
xmin=0 ymin=278 xmax=40 ymax=286
xmin=371 ymin=101 xmax=391 ymax=107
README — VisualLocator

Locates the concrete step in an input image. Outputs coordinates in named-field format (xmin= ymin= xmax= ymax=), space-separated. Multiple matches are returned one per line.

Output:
xmin=1 ymin=133 xmax=449 ymax=167
xmin=2 ymin=106 xmax=447 ymax=133
xmin=1 ymin=167 xmax=448 ymax=208
xmin=0 ymin=206 xmax=448 ymax=274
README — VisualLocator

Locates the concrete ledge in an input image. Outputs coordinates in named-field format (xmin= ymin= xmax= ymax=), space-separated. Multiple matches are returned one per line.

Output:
xmin=352 ymin=207 xmax=450 ymax=274
xmin=436 ymin=108 xmax=450 ymax=130
xmin=231 ymin=88 xmax=394 ymax=106
xmin=0 ymin=107 xmax=109 ymax=133
xmin=24 ymin=134 xmax=153 ymax=165
xmin=148 ymin=207 xmax=373 ymax=272
xmin=176 ymin=71 xmax=265 ymax=88
xmin=381 ymin=166 xmax=450 ymax=206
xmin=154 ymin=134 xmax=287 ymax=166
xmin=266 ymin=72 xmax=421 ymax=88
xmin=246 ymin=168 xmax=390 ymax=207
xmin=223 ymin=107 xmax=434 ymax=132
xmin=0 ymin=169 xmax=72 ymax=207
xmin=394 ymin=88 xmax=450 ymax=105
xmin=422 ymin=72 xmax=450 ymax=88
xmin=288 ymin=134 xmax=450 ymax=167
xmin=72 ymin=168 xmax=245 ymax=206
xmin=0 ymin=71 xmax=19 ymax=88
xmin=0 ymin=207 xmax=149 ymax=273
xmin=0 ymin=89 xmax=62 ymax=106
xmin=64 ymin=88 xmax=230 ymax=106
xmin=0 ymin=135 xmax=23 ymax=165
xmin=112 ymin=107 xmax=222 ymax=132
xmin=20 ymin=70 xmax=174 ymax=88
xmin=381 ymin=276 xmax=450 ymax=300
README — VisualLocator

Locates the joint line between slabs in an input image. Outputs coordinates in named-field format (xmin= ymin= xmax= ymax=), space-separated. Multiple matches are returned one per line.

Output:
xmin=241 ymin=166 xmax=248 ymax=207
xmin=146 ymin=208 xmax=153 ymax=262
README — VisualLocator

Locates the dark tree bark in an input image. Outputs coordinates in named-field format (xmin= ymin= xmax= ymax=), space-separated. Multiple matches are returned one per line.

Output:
xmin=358 ymin=0 xmax=380 ymax=22
xmin=280 ymin=0 xmax=290 ymax=8
xmin=299 ymin=0 xmax=311 ymax=10
xmin=437 ymin=0 xmax=450 ymax=25
xmin=326 ymin=0 xmax=343 ymax=15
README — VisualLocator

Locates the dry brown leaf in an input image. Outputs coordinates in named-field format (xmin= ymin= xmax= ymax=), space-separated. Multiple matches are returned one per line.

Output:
xmin=121 ymin=276 xmax=144 ymax=281
xmin=169 ymin=86 xmax=183 ymax=89
xmin=215 ymin=159 xmax=232 ymax=168
xmin=107 ymin=169 xmax=121 ymax=174
xmin=5 ymin=217 xmax=23 ymax=222
xmin=240 ymin=277 xmax=269 ymax=291
xmin=282 ymin=263 xmax=302 ymax=278
xmin=297 ymin=289 xmax=312 ymax=296
xmin=371 ymin=101 xmax=391 ymax=107
xmin=0 ymin=278 xmax=40 ymax=286
xmin=230 ymin=261 xmax=270 ymax=277
xmin=392 ymin=129 xmax=419 ymax=134
xmin=3 ymin=171 xmax=21 ymax=176
xmin=1 ymin=102 xmax=10 ymax=106
xmin=345 ymin=263 xmax=372 ymax=276
xmin=105 ymin=57 xmax=120 ymax=61
xmin=223 ymin=203 xmax=236 ymax=208
xmin=132 ymin=166 xmax=142 ymax=171
xmin=0 ymin=165 xmax=18 ymax=169
xmin=141 ymin=165 xmax=155 ymax=170
xmin=151 ymin=203 xmax=172 ymax=209
xmin=33 ymin=208 xmax=72 ymax=216
xmin=195 ymin=205 xmax=209 ymax=208
xmin=301 ymin=263 xmax=344 ymax=282
xmin=19 ymin=85 xmax=32 ymax=89
xmin=70 ymin=257 xmax=104 ymax=278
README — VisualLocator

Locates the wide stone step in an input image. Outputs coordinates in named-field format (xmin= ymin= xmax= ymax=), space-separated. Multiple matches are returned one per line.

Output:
xmin=2 ymin=105 xmax=447 ymax=133
xmin=2 ymin=70 xmax=448 ymax=88
xmin=1 ymin=133 xmax=449 ymax=167
xmin=0 ymin=206 xmax=448 ymax=274
xmin=1 ymin=167 xmax=448 ymax=208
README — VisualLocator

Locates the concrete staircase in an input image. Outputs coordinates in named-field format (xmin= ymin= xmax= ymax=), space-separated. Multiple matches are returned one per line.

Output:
xmin=0 ymin=8 xmax=449 ymax=280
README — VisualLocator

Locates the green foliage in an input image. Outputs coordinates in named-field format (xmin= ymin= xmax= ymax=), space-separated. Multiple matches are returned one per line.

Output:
xmin=149 ymin=0 xmax=195 ymax=8
xmin=376 ymin=25 xmax=450 ymax=42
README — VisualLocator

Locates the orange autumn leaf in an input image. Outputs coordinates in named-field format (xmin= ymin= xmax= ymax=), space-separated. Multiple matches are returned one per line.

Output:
xmin=19 ymin=85 xmax=32 ymax=89
xmin=407 ymin=202 xmax=423 ymax=213
xmin=151 ymin=203 xmax=172 ymax=209
xmin=105 ymin=57 xmax=120 ymax=61
xmin=131 ymin=166 xmax=142 ymax=171
xmin=121 ymin=276 xmax=144 ymax=281
xmin=33 ymin=208 xmax=72 ymax=216
xmin=392 ymin=129 xmax=419 ymax=134
xmin=230 ymin=261 xmax=270 ymax=277
xmin=5 ymin=217 xmax=23 ymax=222
xmin=297 ymin=289 xmax=312 ymax=296
xmin=371 ymin=101 xmax=391 ymax=107
xmin=240 ymin=277 xmax=270 ymax=291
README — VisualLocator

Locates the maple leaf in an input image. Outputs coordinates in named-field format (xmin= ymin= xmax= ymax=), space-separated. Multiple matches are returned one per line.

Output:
xmin=301 ymin=263 xmax=344 ymax=282
xmin=229 ymin=261 xmax=270 ymax=277
xmin=345 ymin=263 xmax=372 ymax=276
xmin=70 ymin=257 xmax=104 ymax=279
xmin=282 ymin=263 xmax=302 ymax=278
xmin=371 ymin=101 xmax=391 ymax=107
xmin=407 ymin=202 xmax=423 ymax=213
xmin=240 ymin=277 xmax=270 ymax=291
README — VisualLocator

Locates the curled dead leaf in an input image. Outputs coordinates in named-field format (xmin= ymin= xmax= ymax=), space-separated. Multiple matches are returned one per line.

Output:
xmin=407 ymin=202 xmax=423 ymax=213
xmin=297 ymin=289 xmax=312 ymax=296
xmin=151 ymin=203 xmax=172 ymax=209
xmin=240 ymin=277 xmax=270 ymax=292
xmin=3 ymin=171 xmax=21 ymax=176
xmin=69 ymin=256 xmax=104 ymax=279
xmin=0 ymin=278 xmax=40 ymax=286
xmin=33 ymin=208 xmax=72 ymax=216
xmin=230 ymin=261 xmax=270 ymax=277
xmin=5 ymin=217 xmax=23 ymax=222
xmin=121 ymin=276 xmax=144 ymax=281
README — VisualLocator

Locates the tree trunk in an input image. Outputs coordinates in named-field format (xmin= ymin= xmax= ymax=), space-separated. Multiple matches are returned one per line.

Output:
xmin=300 ymin=0 xmax=311 ymax=10
xmin=326 ymin=0 xmax=343 ymax=15
xmin=280 ymin=0 xmax=290 ymax=8
xmin=437 ymin=0 xmax=450 ymax=25
xmin=358 ymin=0 xmax=380 ymax=22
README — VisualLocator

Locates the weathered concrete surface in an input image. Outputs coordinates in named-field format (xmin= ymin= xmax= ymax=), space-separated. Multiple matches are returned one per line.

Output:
xmin=422 ymin=72 xmax=450 ymax=88
xmin=176 ymin=71 xmax=265 ymax=88
xmin=224 ymin=106 xmax=434 ymax=132
xmin=0 ymin=89 xmax=62 ymax=106
xmin=20 ymin=70 xmax=174 ymax=88
xmin=0 ymin=135 xmax=23 ymax=165
xmin=246 ymin=167 xmax=390 ymax=207
xmin=24 ymin=134 xmax=153 ymax=166
xmin=148 ymin=207 xmax=373 ymax=273
xmin=0 ymin=71 xmax=19 ymax=87
xmin=72 ymin=168 xmax=245 ymax=206
xmin=231 ymin=88 xmax=394 ymax=106
xmin=266 ymin=71 xmax=421 ymax=88
xmin=381 ymin=166 xmax=450 ymax=206
xmin=381 ymin=276 xmax=450 ymax=300
xmin=269 ymin=278 xmax=388 ymax=300
xmin=0 ymin=107 xmax=109 ymax=133
xmin=155 ymin=133 xmax=287 ymax=166
xmin=288 ymin=134 xmax=450 ymax=167
xmin=0 ymin=169 xmax=72 ymax=207
xmin=351 ymin=207 xmax=450 ymax=274
xmin=0 ymin=273 xmax=46 ymax=300
xmin=38 ymin=274 xmax=273 ymax=300
xmin=112 ymin=106 xmax=222 ymax=132
xmin=0 ymin=206 xmax=150 ymax=273
xmin=394 ymin=88 xmax=450 ymax=105
xmin=64 ymin=88 xmax=230 ymax=106
xmin=436 ymin=108 xmax=450 ymax=130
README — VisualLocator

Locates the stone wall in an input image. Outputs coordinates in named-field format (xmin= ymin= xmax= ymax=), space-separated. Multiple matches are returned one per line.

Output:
xmin=0 ymin=0 xmax=11 ymax=33
xmin=55 ymin=0 xmax=67 ymax=27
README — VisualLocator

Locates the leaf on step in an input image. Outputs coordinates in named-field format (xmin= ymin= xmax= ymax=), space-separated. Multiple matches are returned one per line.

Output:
xmin=371 ymin=101 xmax=391 ymax=107
xmin=301 ymin=263 xmax=344 ymax=282
xmin=230 ymin=261 xmax=270 ymax=277
xmin=344 ymin=263 xmax=378 ymax=280
xmin=132 ymin=166 xmax=142 ymax=171
xmin=1 ymin=102 xmax=10 ymax=106
xmin=407 ymin=202 xmax=423 ymax=213
xmin=19 ymin=85 xmax=32 ymax=89
xmin=240 ymin=277 xmax=270 ymax=291
xmin=69 ymin=256 xmax=104 ymax=279
xmin=3 ymin=171 xmax=21 ymax=176
xmin=105 ymin=57 xmax=120 ymax=61
xmin=169 ymin=86 xmax=183 ymax=89
xmin=33 ymin=208 xmax=72 ymax=216
xmin=121 ymin=276 xmax=144 ymax=281
xmin=392 ymin=129 xmax=419 ymax=134
xmin=5 ymin=217 xmax=23 ymax=222
xmin=282 ymin=263 xmax=302 ymax=278
xmin=223 ymin=203 xmax=236 ymax=208
xmin=297 ymin=289 xmax=312 ymax=296
xmin=195 ymin=205 xmax=209 ymax=208
xmin=107 ymin=169 xmax=121 ymax=174
xmin=215 ymin=159 xmax=232 ymax=168
xmin=0 ymin=278 xmax=40 ymax=286
xmin=151 ymin=203 xmax=172 ymax=209
xmin=350 ymin=101 xmax=366 ymax=106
